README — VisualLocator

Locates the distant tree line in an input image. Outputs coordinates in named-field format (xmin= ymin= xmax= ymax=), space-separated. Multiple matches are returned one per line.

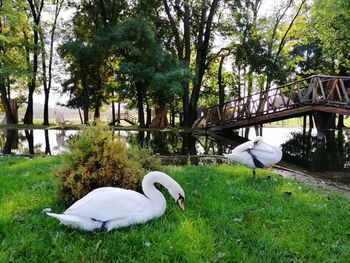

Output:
xmin=0 ymin=0 xmax=349 ymax=127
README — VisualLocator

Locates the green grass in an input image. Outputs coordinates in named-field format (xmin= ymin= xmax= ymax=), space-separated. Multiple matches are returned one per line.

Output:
xmin=260 ymin=116 xmax=350 ymax=128
xmin=1 ymin=157 xmax=350 ymax=262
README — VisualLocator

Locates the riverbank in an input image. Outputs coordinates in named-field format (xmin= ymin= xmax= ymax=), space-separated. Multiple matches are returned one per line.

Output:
xmin=1 ymin=157 xmax=349 ymax=261
xmin=271 ymin=164 xmax=350 ymax=194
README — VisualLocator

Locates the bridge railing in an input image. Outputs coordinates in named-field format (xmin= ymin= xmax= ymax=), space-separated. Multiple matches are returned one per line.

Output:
xmin=204 ymin=75 xmax=350 ymax=127
xmin=123 ymin=112 xmax=137 ymax=125
xmin=107 ymin=112 xmax=138 ymax=125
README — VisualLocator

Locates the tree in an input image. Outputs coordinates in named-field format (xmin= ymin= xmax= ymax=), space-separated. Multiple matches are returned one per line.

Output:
xmin=139 ymin=0 xmax=222 ymax=126
xmin=58 ymin=0 xmax=127 ymax=123
xmin=148 ymin=60 xmax=191 ymax=128
xmin=263 ymin=0 xmax=307 ymax=88
xmin=311 ymin=0 xmax=350 ymax=129
xmin=23 ymin=0 xmax=44 ymax=124
xmin=311 ymin=0 xmax=350 ymax=75
xmin=0 ymin=0 xmax=29 ymax=124
xmin=111 ymin=18 xmax=169 ymax=127
xmin=40 ymin=0 xmax=64 ymax=125
xmin=60 ymin=41 xmax=110 ymax=123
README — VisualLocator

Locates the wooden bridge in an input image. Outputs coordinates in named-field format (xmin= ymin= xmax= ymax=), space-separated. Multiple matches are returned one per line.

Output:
xmin=195 ymin=75 xmax=350 ymax=132
xmin=108 ymin=112 xmax=137 ymax=125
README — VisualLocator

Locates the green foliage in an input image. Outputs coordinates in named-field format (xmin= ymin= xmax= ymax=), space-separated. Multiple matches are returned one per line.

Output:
xmin=129 ymin=144 xmax=162 ymax=172
xmin=112 ymin=18 xmax=161 ymax=84
xmin=150 ymin=61 xmax=192 ymax=105
xmin=0 ymin=0 xmax=31 ymax=86
xmin=112 ymin=17 xmax=191 ymax=116
xmin=311 ymin=0 xmax=350 ymax=74
xmin=52 ymin=126 xmax=144 ymax=204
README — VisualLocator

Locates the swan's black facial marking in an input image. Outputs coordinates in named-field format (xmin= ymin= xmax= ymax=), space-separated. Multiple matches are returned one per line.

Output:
xmin=177 ymin=194 xmax=185 ymax=211
xmin=177 ymin=193 xmax=185 ymax=202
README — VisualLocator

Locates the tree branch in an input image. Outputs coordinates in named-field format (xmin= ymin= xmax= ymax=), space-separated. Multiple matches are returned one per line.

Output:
xmin=276 ymin=0 xmax=307 ymax=58
xmin=162 ymin=0 xmax=183 ymax=60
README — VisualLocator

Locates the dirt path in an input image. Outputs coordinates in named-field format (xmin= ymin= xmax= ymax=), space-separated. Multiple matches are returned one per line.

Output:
xmin=271 ymin=165 xmax=350 ymax=194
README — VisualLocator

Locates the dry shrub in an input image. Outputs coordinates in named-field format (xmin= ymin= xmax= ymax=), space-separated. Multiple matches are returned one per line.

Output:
xmin=53 ymin=126 xmax=145 ymax=205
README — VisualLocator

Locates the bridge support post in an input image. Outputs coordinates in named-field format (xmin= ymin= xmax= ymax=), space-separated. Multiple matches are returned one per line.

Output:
xmin=303 ymin=115 xmax=307 ymax=135
xmin=313 ymin=111 xmax=336 ymax=139
xmin=337 ymin=114 xmax=345 ymax=130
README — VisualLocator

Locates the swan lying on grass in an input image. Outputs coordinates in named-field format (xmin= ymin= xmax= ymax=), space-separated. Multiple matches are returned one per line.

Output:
xmin=47 ymin=171 xmax=185 ymax=231
xmin=226 ymin=136 xmax=282 ymax=178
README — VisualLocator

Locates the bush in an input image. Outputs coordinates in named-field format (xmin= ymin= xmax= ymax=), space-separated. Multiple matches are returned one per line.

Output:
xmin=53 ymin=126 xmax=146 ymax=205
xmin=128 ymin=144 xmax=162 ymax=172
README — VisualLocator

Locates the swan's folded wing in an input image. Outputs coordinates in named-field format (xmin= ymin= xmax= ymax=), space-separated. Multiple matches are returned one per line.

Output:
xmin=64 ymin=188 xmax=151 ymax=222
xmin=253 ymin=144 xmax=282 ymax=166
xmin=65 ymin=187 xmax=117 ymax=212
xmin=232 ymin=140 xmax=254 ymax=153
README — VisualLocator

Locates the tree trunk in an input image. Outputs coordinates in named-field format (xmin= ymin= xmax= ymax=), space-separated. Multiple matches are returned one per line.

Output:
xmin=117 ymin=102 xmax=121 ymax=124
xmin=24 ymin=89 xmax=34 ymax=124
xmin=94 ymin=105 xmax=100 ymax=120
xmin=162 ymin=0 xmax=190 ymax=127
xmin=162 ymin=0 xmax=219 ymax=127
xmin=83 ymin=108 xmax=89 ymax=124
xmin=80 ymin=64 xmax=89 ymax=124
xmin=149 ymin=105 xmax=170 ymax=128
xmin=111 ymin=100 xmax=116 ymax=125
xmin=39 ymin=25 xmax=49 ymax=125
xmin=171 ymin=108 xmax=175 ymax=127
xmin=136 ymin=83 xmax=145 ymax=127
xmin=42 ymin=0 xmax=63 ymax=125
xmin=0 ymin=82 xmax=16 ymax=124
xmin=182 ymin=1 xmax=191 ymax=127
xmin=146 ymin=103 xmax=152 ymax=126
xmin=43 ymin=89 xmax=50 ymax=125
xmin=189 ymin=0 xmax=220 ymax=126
xmin=218 ymin=54 xmax=226 ymax=118
xmin=24 ymin=0 xmax=44 ymax=125
xmin=78 ymin=108 xmax=83 ymax=124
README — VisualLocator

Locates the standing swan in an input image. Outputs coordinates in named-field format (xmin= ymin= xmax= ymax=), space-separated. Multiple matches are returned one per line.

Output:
xmin=47 ymin=171 xmax=185 ymax=231
xmin=226 ymin=136 xmax=282 ymax=178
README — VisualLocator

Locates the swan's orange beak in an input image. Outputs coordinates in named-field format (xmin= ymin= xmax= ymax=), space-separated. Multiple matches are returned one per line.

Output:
xmin=177 ymin=199 xmax=185 ymax=212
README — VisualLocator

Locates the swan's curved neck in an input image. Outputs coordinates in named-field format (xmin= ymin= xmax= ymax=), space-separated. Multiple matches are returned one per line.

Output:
xmin=142 ymin=172 xmax=174 ymax=216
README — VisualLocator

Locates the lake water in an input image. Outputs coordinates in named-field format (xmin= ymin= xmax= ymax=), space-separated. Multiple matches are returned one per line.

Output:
xmin=1 ymin=127 xmax=349 ymax=185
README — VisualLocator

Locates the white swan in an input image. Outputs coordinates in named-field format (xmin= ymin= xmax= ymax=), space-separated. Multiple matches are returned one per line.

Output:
xmin=226 ymin=136 xmax=282 ymax=178
xmin=47 ymin=171 xmax=185 ymax=231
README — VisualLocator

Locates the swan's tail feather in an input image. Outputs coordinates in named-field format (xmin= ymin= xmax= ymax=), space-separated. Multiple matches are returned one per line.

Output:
xmin=46 ymin=212 xmax=102 ymax=231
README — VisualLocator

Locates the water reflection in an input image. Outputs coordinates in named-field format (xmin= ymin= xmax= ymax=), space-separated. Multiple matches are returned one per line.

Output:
xmin=45 ymin=130 xmax=51 ymax=155
xmin=124 ymin=129 xmax=350 ymax=183
xmin=3 ymin=129 xmax=18 ymax=154
xmin=0 ymin=128 xmax=349 ymax=183
xmin=25 ymin=130 xmax=34 ymax=155
xmin=0 ymin=129 xmax=77 ymax=155
xmin=56 ymin=130 xmax=69 ymax=153
xmin=282 ymin=130 xmax=350 ymax=183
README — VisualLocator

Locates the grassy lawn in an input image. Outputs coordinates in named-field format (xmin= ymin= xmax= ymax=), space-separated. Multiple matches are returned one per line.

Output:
xmin=0 ymin=157 xmax=350 ymax=262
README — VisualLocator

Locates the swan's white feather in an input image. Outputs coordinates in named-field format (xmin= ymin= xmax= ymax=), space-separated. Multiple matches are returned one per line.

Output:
xmin=64 ymin=187 xmax=154 ymax=223
xmin=46 ymin=171 xmax=183 ymax=231
xmin=226 ymin=137 xmax=282 ymax=168
xmin=46 ymin=213 xmax=102 ymax=231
